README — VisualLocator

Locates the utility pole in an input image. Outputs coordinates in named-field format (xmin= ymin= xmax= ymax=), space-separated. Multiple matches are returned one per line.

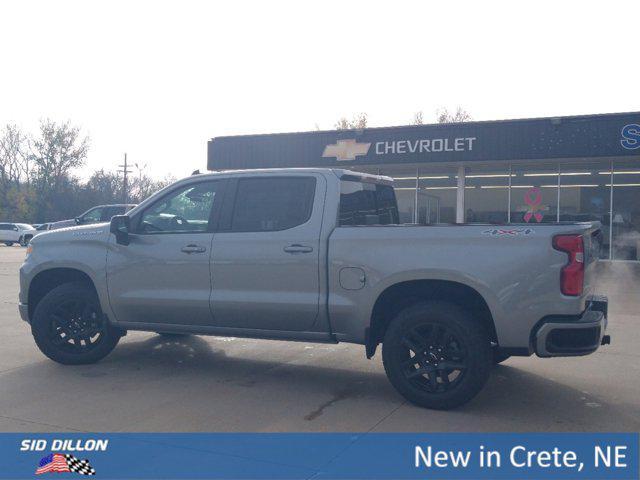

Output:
xmin=118 ymin=153 xmax=133 ymax=205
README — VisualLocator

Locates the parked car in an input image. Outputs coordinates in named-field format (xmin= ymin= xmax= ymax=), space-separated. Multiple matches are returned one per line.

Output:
xmin=0 ymin=223 xmax=36 ymax=246
xmin=35 ymin=223 xmax=52 ymax=233
xmin=49 ymin=204 xmax=137 ymax=230
xmin=19 ymin=169 xmax=609 ymax=410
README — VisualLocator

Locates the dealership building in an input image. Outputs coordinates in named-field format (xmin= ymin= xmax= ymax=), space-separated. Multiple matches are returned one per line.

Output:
xmin=208 ymin=111 xmax=640 ymax=261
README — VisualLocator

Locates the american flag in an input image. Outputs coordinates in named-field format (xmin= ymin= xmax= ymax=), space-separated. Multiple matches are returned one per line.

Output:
xmin=35 ymin=454 xmax=70 ymax=474
xmin=35 ymin=453 xmax=96 ymax=476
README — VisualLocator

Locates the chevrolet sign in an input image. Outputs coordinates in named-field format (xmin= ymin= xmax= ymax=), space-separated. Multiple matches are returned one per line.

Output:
xmin=322 ymin=139 xmax=371 ymax=161
xmin=207 ymin=112 xmax=640 ymax=170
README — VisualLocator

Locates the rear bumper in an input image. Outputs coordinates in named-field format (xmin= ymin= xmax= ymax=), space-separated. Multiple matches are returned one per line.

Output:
xmin=534 ymin=295 xmax=609 ymax=357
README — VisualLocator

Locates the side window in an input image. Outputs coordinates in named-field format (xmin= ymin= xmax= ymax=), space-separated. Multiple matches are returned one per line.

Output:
xmin=82 ymin=207 xmax=104 ymax=223
xmin=139 ymin=181 xmax=222 ymax=234
xmin=102 ymin=207 xmax=122 ymax=222
xmin=230 ymin=177 xmax=316 ymax=232
xmin=0 ymin=224 xmax=10 ymax=231
xmin=339 ymin=181 xmax=400 ymax=226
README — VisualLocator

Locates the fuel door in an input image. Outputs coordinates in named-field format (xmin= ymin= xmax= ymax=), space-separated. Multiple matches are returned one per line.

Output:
xmin=339 ymin=267 xmax=366 ymax=290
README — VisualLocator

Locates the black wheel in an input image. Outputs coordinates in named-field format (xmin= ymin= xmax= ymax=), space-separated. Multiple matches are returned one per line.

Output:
xmin=382 ymin=301 xmax=492 ymax=410
xmin=4 ymin=242 xmax=13 ymax=246
xmin=492 ymin=349 xmax=511 ymax=365
xmin=20 ymin=235 xmax=32 ymax=247
xmin=31 ymin=282 xmax=121 ymax=365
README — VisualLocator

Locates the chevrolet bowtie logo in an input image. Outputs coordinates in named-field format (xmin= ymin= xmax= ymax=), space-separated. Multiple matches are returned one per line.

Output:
xmin=322 ymin=139 xmax=371 ymax=161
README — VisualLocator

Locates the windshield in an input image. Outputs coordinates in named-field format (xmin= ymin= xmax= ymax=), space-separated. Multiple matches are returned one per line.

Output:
xmin=16 ymin=224 xmax=32 ymax=230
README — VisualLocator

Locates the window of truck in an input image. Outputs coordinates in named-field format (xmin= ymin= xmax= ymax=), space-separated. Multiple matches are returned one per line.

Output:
xmin=229 ymin=176 xmax=316 ymax=232
xmin=339 ymin=180 xmax=400 ymax=226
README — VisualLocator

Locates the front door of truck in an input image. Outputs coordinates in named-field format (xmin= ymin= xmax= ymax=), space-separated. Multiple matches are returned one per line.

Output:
xmin=210 ymin=174 xmax=324 ymax=331
xmin=106 ymin=179 xmax=226 ymax=327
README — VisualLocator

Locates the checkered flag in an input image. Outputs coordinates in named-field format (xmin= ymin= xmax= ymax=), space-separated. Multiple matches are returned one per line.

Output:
xmin=65 ymin=454 xmax=96 ymax=476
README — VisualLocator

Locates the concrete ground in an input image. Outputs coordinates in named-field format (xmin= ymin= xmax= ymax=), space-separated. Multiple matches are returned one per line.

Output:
xmin=0 ymin=246 xmax=638 ymax=433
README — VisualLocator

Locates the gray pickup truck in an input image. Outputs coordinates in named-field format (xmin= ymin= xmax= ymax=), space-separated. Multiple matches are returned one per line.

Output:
xmin=19 ymin=168 xmax=610 ymax=409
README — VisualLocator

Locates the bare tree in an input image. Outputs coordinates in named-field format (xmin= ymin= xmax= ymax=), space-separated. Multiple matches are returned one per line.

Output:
xmin=334 ymin=113 xmax=368 ymax=130
xmin=0 ymin=124 xmax=28 ymax=186
xmin=130 ymin=173 xmax=175 ymax=202
xmin=29 ymin=119 xmax=89 ymax=193
xmin=412 ymin=111 xmax=424 ymax=125
xmin=436 ymin=107 xmax=472 ymax=124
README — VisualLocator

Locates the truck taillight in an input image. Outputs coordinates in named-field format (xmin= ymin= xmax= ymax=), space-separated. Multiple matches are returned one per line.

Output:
xmin=553 ymin=234 xmax=584 ymax=296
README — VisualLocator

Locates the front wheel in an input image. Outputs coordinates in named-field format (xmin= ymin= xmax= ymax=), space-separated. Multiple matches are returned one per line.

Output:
xmin=31 ymin=282 xmax=121 ymax=365
xmin=20 ymin=235 xmax=32 ymax=247
xmin=4 ymin=242 xmax=13 ymax=246
xmin=382 ymin=301 xmax=492 ymax=410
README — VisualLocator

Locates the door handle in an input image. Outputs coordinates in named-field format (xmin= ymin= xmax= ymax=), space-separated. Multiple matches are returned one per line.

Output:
xmin=283 ymin=244 xmax=313 ymax=254
xmin=181 ymin=244 xmax=207 ymax=254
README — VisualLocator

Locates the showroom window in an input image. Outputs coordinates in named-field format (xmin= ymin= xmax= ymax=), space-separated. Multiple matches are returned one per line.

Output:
xmin=509 ymin=163 xmax=559 ymax=224
xmin=611 ymin=160 xmax=640 ymax=261
xmin=418 ymin=166 xmax=458 ymax=224
xmin=464 ymin=164 xmax=510 ymax=223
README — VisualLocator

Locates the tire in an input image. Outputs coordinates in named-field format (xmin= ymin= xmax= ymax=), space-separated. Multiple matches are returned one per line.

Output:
xmin=382 ymin=301 xmax=492 ymax=410
xmin=31 ymin=282 xmax=121 ymax=365
xmin=20 ymin=235 xmax=32 ymax=247
xmin=492 ymin=350 xmax=511 ymax=365
xmin=4 ymin=242 xmax=13 ymax=246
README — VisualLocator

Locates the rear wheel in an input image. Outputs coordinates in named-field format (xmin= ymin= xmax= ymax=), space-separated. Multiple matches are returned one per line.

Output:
xmin=382 ymin=301 xmax=492 ymax=410
xmin=31 ymin=282 xmax=121 ymax=365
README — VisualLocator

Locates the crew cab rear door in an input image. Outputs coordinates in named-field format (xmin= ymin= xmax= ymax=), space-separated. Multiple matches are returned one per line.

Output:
xmin=210 ymin=173 xmax=325 ymax=331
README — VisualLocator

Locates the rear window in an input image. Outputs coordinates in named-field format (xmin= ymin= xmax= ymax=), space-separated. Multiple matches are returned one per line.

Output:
xmin=339 ymin=180 xmax=399 ymax=226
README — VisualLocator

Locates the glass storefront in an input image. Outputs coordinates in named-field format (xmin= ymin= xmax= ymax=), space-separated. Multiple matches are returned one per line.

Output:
xmin=418 ymin=167 xmax=458 ymax=224
xmin=358 ymin=157 xmax=640 ymax=262
xmin=510 ymin=163 xmax=559 ymax=223
xmin=611 ymin=160 xmax=640 ymax=261
xmin=464 ymin=165 xmax=510 ymax=223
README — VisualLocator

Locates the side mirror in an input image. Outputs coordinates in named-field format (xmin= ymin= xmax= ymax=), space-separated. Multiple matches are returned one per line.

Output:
xmin=110 ymin=215 xmax=131 ymax=246
xmin=75 ymin=217 xmax=81 ymax=225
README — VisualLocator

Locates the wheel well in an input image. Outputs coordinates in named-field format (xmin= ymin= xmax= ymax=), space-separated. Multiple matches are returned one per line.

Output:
xmin=366 ymin=280 xmax=497 ymax=358
xmin=28 ymin=268 xmax=96 ymax=319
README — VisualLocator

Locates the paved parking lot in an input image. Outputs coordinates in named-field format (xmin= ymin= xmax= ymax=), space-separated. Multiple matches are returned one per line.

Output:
xmin=0 ymin=245 xmax=638 ymax=432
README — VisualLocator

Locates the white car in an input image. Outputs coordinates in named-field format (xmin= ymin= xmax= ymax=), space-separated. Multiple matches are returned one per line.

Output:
xmin=0 ymin=223 xmax=37 ymax=246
